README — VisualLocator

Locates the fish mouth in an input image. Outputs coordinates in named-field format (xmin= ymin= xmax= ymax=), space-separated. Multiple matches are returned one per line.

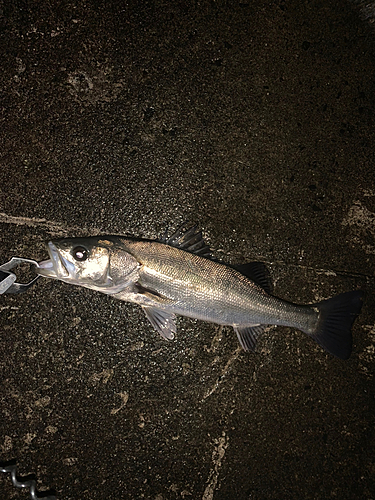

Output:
xmin=36 ymin=242 xmax=69 ymax=279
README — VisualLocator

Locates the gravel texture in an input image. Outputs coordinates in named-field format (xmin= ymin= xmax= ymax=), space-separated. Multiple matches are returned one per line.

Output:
xmin=0 ymin=1 xmax=374 ymax=499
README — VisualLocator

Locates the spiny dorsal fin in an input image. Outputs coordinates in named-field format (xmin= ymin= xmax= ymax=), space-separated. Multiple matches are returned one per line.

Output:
xmin=234 ymin=262 xmax=273 ymax=294
xmin=160 ymin=223 xmax=212 ymax=258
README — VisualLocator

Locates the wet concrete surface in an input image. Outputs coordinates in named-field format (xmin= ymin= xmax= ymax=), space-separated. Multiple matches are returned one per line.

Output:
xmin=1 ymin=1 xmax=375 ymax=499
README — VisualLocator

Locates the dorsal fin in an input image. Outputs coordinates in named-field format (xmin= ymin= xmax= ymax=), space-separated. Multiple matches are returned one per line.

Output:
xmin=234 ymin=262 xmax=273 ymax=294
xmin=160 ymin=223 xmax=212 ymax=258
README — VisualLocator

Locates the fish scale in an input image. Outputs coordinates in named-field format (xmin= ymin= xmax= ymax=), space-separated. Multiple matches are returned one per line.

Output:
xmin=119 ymin=239 xmax=316 ymax=330
xmin=36 ymin=225 xmax=364 ymax=359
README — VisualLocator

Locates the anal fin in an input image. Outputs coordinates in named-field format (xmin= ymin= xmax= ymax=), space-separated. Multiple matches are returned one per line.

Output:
xmin=233 ymin=324 xmax=268 ymax=351
xmin=142 ymin=306 xmax=177 ymax=340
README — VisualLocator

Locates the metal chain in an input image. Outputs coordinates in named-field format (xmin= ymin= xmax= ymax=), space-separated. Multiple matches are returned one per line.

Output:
xmin=0 ymin=461 xmax=56 ymax=499
xmin=1 ymin=259 xmax=55 ymax=498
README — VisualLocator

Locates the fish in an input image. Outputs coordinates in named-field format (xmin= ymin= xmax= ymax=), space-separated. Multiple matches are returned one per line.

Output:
xmin=36 ymin=225 xmax=364 ymax=359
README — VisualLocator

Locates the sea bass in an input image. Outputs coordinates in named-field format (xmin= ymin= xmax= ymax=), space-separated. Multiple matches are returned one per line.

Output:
xmin=36 ymin=225 xmax=364 ymax=359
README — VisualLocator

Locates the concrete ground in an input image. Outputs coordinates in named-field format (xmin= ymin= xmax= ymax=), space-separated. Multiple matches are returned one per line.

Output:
xmin=0 ymin=1 xmax=374 ymax=499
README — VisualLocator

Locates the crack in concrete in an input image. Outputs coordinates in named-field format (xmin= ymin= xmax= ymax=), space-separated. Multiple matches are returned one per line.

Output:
xmin=201 ymin=347 xmax=242 ymax=402
xmin=0 ymin=212 xmax=100 ymax=236
xmin=202 ymin=431 xmax=229 ymax=500
xmin=1 ymin=212 xmax=372 ymax=281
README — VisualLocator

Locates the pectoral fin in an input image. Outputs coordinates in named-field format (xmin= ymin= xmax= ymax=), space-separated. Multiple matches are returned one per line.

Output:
xmin=142 ymin=306 xmax=177 ymax=340
xmin=233 ymin=324 xmax=268 ymax=351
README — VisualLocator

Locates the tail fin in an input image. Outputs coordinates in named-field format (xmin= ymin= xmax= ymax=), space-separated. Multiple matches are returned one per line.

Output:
xmin=310 ymin=290 xmax=364 ymax=360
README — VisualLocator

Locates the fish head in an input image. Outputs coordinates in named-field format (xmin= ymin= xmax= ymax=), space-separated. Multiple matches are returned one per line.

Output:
xmin=37 ymin=237 xmax=139 ymax=291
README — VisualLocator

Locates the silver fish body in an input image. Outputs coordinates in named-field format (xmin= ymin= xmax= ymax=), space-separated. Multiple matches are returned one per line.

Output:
xmin=113 ymin=239 xmax=317 ymax=330
xmin=36 ymin=226 xmax=364 ymax=359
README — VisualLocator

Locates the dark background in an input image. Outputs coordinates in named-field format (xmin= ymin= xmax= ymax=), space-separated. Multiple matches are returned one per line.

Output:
xmin=1 ymin=1 xmax=374 ymax=499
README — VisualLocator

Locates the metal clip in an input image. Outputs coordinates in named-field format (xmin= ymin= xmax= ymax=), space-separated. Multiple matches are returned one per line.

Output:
xmin=0 ymin=258 xmax=40 ymax=294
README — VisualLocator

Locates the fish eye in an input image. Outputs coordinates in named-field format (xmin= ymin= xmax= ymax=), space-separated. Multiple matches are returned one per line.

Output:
xmin=72 ymin=246 xmax=89 ymax=262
